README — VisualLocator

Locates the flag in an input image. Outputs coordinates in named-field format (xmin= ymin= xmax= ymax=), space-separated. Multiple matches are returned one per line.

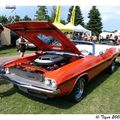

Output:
xmin=70 ymin=6 xmax=76 ymax=25
xmin=54 ymin=6 xmax=61 ymax=23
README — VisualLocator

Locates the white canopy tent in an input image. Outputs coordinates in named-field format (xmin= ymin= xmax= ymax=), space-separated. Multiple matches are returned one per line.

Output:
xmin=73 ymin=25 xmax=91 ymax=35
xmin=53 ymin=22 xmax=68 ymax=32
xmin=64 ymin=22 xmax=75 ymax=32
xmin=64 ymin=23 xmax=91 ymax=35
xmin=99 ymin=32 xmax=113 ymax=39
xmin=114 ymin=30 xmax=120 ymax=36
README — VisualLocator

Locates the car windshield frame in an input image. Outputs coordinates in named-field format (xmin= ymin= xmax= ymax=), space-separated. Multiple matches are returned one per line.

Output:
xmin=72 ymin=40 xmax=95 ymax=56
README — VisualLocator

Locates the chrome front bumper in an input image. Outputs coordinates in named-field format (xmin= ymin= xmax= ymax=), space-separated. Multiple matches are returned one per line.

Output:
xmin=1 ymin=73 xmax=60 ymax=98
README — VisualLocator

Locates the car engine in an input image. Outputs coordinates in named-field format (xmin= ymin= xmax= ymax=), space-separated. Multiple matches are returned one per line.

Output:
xmin=28 ymin=53 xmax=70 ymax=71
xmin=34 ymin=54 xmax=64 ymax=65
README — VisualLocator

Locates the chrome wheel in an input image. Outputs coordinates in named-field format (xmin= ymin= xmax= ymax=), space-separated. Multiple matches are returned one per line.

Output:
xmin=75 ymin=78 xmax=85 ymax=101
xmin=68 ymin=77 xmax=86 ymax=102
xmin=108 ymin=61 xmax=116 ymax=74
xmin=111 ymin=62 xmax=115 ymax=72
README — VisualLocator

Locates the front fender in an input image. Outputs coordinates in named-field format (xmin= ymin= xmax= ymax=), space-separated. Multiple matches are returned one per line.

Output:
xmin=57 ymin=73 xmax=88 ymax=96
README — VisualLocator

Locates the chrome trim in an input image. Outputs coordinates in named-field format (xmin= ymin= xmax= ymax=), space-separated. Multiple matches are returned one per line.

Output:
xmin=17 ymin=84 xmax=60 ymax=95
xmin=2 ymin=74 xmax=60 ymax=95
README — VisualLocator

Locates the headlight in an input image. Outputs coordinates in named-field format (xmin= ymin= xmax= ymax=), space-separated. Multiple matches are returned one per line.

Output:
xmin=43 ymin=78 xmax=56 ymax=88
xmin=5 ymin=68 xmax=10 ymax=74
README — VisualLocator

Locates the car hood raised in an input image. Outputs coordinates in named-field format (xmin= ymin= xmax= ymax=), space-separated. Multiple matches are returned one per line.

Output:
xmin=5 ymin=21 xmax=81 ymax=55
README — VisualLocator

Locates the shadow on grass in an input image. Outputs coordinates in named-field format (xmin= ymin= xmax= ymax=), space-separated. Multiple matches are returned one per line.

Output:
xmin=0 ymin=66 xmax=119 ymax=109
xmin=84 ymin=65 xmax=119 ymax=98
xmin=84 ymin=72 xmax=110 ymax=98
xmin=0 ymin=78 xmax=10 ymax=85
xmin=0 ymin=87 xmax=17 ymax=98
xmin=0 ymin=78 xmax=16 ymax=98
xmin=18 ymin=91 xmax=75 ymax=109
xmin=0 ymin=46 xmax=16 ymax=51
xmin=0 ymin=52 xmax=8 ymax=55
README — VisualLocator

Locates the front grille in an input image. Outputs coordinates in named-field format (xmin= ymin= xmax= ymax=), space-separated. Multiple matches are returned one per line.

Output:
xmin=9 ymin=68 xmax=43 ymax=82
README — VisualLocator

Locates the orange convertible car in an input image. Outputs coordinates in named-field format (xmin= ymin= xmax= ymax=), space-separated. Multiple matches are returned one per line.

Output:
xmin=0 ymin=22 xmax=119 ymax=102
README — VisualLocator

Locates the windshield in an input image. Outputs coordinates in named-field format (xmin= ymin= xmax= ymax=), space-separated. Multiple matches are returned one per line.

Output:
xmin=38 ymin=34 xmax=62 ymax=46
xmin=73 ymin=41 xmax=95 ymax=56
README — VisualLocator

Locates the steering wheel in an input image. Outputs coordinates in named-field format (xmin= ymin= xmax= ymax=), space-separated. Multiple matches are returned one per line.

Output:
xmin=80 ymin=49 xmax=92 ymax=55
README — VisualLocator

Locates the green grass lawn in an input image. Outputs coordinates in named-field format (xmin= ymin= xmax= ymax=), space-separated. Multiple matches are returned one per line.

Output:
xmin=0 ymin=48 xmax=120 ymax=114
xmin=0 ymin=47 xmax=18 ymax=57
xmin=0 ymin=47 xmax=35 ymax=57
xmin=0 ymin=68 xmax=120 ymax=114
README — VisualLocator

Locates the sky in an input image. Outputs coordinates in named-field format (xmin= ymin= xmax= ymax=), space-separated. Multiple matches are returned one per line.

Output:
xmin=1 ymin=6 xmax=120 ymax=31
xmin=0 ymin=0 xmax=120 ymax=31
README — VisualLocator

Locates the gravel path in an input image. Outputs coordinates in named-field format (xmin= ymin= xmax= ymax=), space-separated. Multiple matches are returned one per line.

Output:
xmin=0 ymin=53 xmax=35 ymax=66
xmin=0 ymin=55 xmax=18 ymax=66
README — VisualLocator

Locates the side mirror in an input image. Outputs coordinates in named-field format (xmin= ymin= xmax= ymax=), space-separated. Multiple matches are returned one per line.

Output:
xmin=88 ymin=52 xmax=93 ymax=55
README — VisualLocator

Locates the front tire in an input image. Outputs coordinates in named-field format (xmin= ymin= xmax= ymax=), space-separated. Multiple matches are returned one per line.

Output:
xmin=68 ymin=77 xmax=86 ymax=102
xmin=107 ymin=60 xmax=116 ymax=74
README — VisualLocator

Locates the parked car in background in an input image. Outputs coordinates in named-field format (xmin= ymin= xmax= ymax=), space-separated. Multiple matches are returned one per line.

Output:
xmin=99 ymin=38 xmax=114 ymax=45
xmin=100 ymin=38 xmax=120 ymax=45
xmin=0 ymin=22 xmax=119 ymax=102
xmin=116 ymin=38 xmax=120 ymax=45
xmin=16 ymin=38 xmax=35 ymax=49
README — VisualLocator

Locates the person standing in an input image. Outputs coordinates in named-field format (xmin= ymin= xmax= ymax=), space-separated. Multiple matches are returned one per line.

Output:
xmin=92 ymin=35 xmax=97 ymax=43
xmin=76 ymin=32 xmax=81 ymax=40
xmin=17 ymin=36 xmax=26 ymax=57
xmin=114 ymin=35 xmax=118 ymax=45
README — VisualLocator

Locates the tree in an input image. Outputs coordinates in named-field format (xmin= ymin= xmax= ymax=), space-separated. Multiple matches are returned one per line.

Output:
xmin=67 ymin=6 xmax=85 ymax=26
xmin=86 ymin=6 xmax=103 ymax=36
xmin=14 ymin=15 xmax=21 ymax=22
xmin=50 ymin=6 xmax=56 ymax=22
xmin=22 ymin=15 xmax=32 ymax=21
xmin=61 ymin=20 xmax=66 ymax=24
xmin=7 ymin=15 xmax=21 ymax=23
xmin=35 ymin=6 xmax=49 ymax=21
xmin=0 ymin=16 xmax=8 ymax=24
